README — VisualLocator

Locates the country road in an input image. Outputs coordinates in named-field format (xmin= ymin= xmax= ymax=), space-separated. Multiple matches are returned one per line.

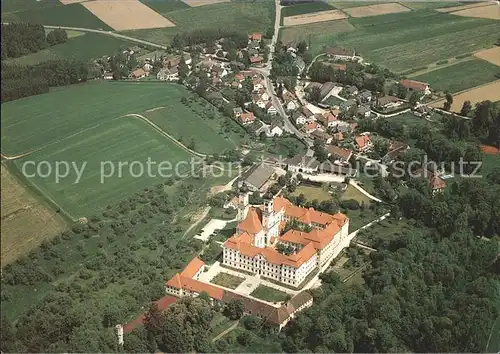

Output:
xmin=253 ymin=0 xmax=314 ymax=154
xmin=42 ymin=25 xmax=168 ymax=49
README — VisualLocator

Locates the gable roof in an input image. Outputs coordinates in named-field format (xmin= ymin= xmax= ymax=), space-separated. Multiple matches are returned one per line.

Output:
xmin=377 ymin=95 xmax=399 ymax=106
xmin=180 ymin=257 xmax=205 ymax=278
xmin=327 ymin=145 xmax=353 ymax=161
xmin=166 ymin=274 xmax=224 ymax=300
xmin=400 ymin=79 xmax=429 ymax=91
xmin=241 ymin=163 xmax=275 ymax=190
xmin=237 ymin=207 xmax=263 ymax=234
xmin=355 ymin=135 xmax=371 ymax=149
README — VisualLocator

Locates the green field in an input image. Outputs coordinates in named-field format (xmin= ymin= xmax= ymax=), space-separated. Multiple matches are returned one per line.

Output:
xmin=327 ymin=1 xmax=382 ymax=9
xmin=282 ymin=9 xmax=500 ymax=72
xmin=1 ymin=82 xmax=214 ymax=156
xmin=292 ymin=185 xmax=331 ymax=202
xmin=1 ymin=0 xmax=59 ymax=14
xmin=1 ymin=3 xmax=112 ymax=30
xmin=412 ymin=59 xmax=500 ymax=93
xmin=140 ymin=0 xmax=190 ymax=13
xmin=280 ymin=19 xmax=355 ymax=45
xmin=281 ymin=1 xmax=334 ymax=19
xmin=123 ymin=1 xmax=274 ymax=46
xmin=13 ymin=118 xmax=193 ymax=218
xmin=5 ymin=33 xmax=134 ymax=66
xmin=144 ymin=98 xmax=243 ymax=154
xmin=398 ymin=2 xmax=463 ymax=10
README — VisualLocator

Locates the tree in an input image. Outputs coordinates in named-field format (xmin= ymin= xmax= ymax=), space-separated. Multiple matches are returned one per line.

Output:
xmin=409 ymin=91 xmax=420 ymax=106
xmin=307 ymin=86 xmax=322 ymax=103
xmin=224 ymin=299 xmax=245 ymax=320
xmin=297 ymin=40 xmax=308 ymax=54
xmin=397 ymin=84 xmax=408 ymax=99
xmin=237 ymin=331 xmax=252 ymax=345
xmin=460 ymin=100 xmax=472 ymax=117
xmin=443 ymin=92 xmax=453 ymax=111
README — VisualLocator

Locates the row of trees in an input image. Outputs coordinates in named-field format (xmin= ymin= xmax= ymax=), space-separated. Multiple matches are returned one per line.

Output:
xmin=1 ymin=23 xmax=67 ymax=58
xmin=172 ymin=29 xmax=249 ymax=50
xmin=1 ymin=59 xmax=89 ymax=102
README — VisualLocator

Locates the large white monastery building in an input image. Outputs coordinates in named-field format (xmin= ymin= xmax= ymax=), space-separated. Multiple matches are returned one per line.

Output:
xmin=222 ymin=193 xmax=350 ymax=287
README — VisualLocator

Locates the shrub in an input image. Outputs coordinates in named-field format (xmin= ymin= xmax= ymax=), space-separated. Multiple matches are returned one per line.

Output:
xmin=340 ymin=199 xmax=360 ymax=210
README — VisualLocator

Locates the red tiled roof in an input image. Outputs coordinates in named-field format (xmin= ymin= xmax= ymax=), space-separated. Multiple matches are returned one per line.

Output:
xmin=166 ymin=273 xmax=224 ymax=300
xmin=355 ymin=135 xmax=371 ymax=149
xmin=480 ymin=145 xmax=500 ymax=155
xmin=328 ymin=146 xmax=352 ymax=161
xmin=250 ymin=56 xmax=264 ymax=63
xmin=240 ymin=112 xmax=255 ymax=122
xmin=237 ymin=207 xmax=262 ymax=234
xmin=400 ymin=79 xmax=428 ymax=91
xmin=180 ymin=257 xmax=205 ymax=278
xmin=123 ymin=296 xmax=177 ymax=334
xmin=248 ymin=33 xmax=262 ymax=41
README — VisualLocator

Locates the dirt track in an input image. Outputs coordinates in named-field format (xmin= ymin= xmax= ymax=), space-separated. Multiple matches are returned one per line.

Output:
xmin=182 ymin=0 xmax=230 ymax=6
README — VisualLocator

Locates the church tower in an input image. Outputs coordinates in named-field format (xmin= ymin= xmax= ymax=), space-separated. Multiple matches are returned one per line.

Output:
xmin=237 ymin=189 xmax=249 ymax=222
xmin=262 ymin=196 xmax=278 ymax=245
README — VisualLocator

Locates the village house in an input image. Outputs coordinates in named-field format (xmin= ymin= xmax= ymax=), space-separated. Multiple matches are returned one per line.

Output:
xmin=212 ymin=65 xmax=228 ymax=78
xmin=414 ymin=166 xmax=447 ymax=195
xmin=345 ymin=85 xmax=358 ymax=96
xmin=327 ymin=146 xmax=353 ymax=165
xmin=248 ymin=33 xmax=262 ymax=42
xmin=316 ymin=110 xmax=338 ymax=128
xmin=400 ymin=79 xmax=431 ymax=95
xmin=103 ymin=71 xmax=114 ymax=80
xmin=130 ymin=68 xmax=147 ymax=80
xmin=311 ymin=130 xmax=333 ymax=144
xmin=239 ymin=111 xmax=256 ymax=125
xmin=143 ymin=62 xmax=153 ymax=72
xmin=358 ymin=89 xmax=373 ymax=103
xmin=355 ymin=135 xmax=372 ymax=152
xmin=283 ymin=91 xmax=299 ymax=111
xmin=332 ymin=132 xmax=344 ymax=143
xmin=238 ymin=163 xmax=275 ymax=192
xmin=293 ymin=110 xmax=307 ymax=125
xmin=318 ymin=160 xmax=354 ymax=176
xmin=382 ymin=141 xmax=409 ymax=165
xmin=326 ymin=47 xmax=355 ymax=61
xmin=252 ymin=93 xmax=266 ymax=109
xmin=302 ymin=121 xmax=321 ymax=134
xmin=376 ymin=95 xmax=402 ymax=110
xmin=250 ymin=56 xmax=265 ymax=65
xmin=253 ymin=78 xmax=264 ymax=91
xmin=233 ymin=107 xmax=243 ymax=118
xmin=301 ymin=106 xmax=315 ymax=122
xmin=358 ymin=105 xmax=371 ymax=118
xmin=287 ymin=154 xmax=320 ymax=174
xmin=157 ymin=67 xmax=178 ymax=81
xmin=340 ymin=98 xmax=357 ymax=111
xmin=266 ymin=101 xmax=277 ymax=115
xmin=267 ymin=122 xmax=284 ymax=137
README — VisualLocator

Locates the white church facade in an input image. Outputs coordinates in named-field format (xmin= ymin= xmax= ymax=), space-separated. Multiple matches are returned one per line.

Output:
xmin=222 ymin=194 xmax=350 ymax=287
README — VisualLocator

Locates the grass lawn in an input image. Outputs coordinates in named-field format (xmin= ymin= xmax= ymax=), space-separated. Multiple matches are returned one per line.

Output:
xmin=13 ymin=117 xmax=193 ymax=219
xmin=209 ymin=312 xmax=237 ymax=339
xmin=292 ymin=184 xmax=331 ymax=202
xmin=344 ymin=207 xmax=383 ymax=231
xmin=412 ymin=59 xmax=500 ymax=93
xmin=355 ymin=217 xmax=414 ymax=247
xmin=284 ymin=9 xmax=500 ymax=72
xmin=2 ymin=3 xmax=112 ymax=30
xmin=341 ymin=185 xmax=372 ymax=205
xmin=5 ymin=33 xmax=134 ymax=66
xmin=211 ymin=272 xmax=245 ymax=289
xmin=123 ymin=2 xmax=274 ymax=47
xmin=1 ymin=165 xmax=67 ymax=266
xmin=250 ymin=285 xmax=289 ymax=303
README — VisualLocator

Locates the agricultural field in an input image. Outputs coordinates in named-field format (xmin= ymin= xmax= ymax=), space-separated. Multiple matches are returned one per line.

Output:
xmin=1 ymin=3 xmax=112 ymax=30
xmin=293 ymin=9 xmax=500 ymax=72
xmin=431 ymin=80 xmax=500 ymax=112
xmin=82 ymin=0 xmax=176 ymax=31
xmin=399 ymin=2 xmax=462 ymax=10
xmin=474 ymin=46 xmax=500 ymax=66
xmin=279 ymin=19 xmax=355 ymax=45
xmin=283 ymin=9 xmax=347 ymax=27
xmin=2 ymin=81 xmax=247 ymax=218
xmin=342 ymin=3 xmax=411 ymax=18
xmin=13 ymin=117 xmax=194 ymax=219
xmin=327 ymin=1 xmax=381 ymax=9
xmin=1 ymin=165 xmax=66 ymax=266
xmin=412 ymin=59 xmax=500 ymax=93
xmin=4 ymin=32 xmax=134 ymax=66
xmin=182 ymin=0 xmax=231 ymax=6
xmin=449 ymin=4 xmax=500 ymax=20
xmin=281 ymin=1 xmax=334 ymax=18
xmin=140 ymin=0 xmax=190 ymax=13
xmin=436 ymin=2 xmax=494 ymax=13
xmin=122 ymin=1 xmax=274 ymax=46
xmin=0 ymin=0 xmax=60 ymax=14
xmin=144 ymin=99 xmax=243 ymax=154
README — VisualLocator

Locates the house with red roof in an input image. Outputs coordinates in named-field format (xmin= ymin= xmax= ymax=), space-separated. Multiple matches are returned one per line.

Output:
xmin=400 ymin=79 xmax=431 ymax=95
xmin=355 ymin=134 xmax=372 ymax=152
xmin=239 ymin=111 xmax=255 ymax=125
